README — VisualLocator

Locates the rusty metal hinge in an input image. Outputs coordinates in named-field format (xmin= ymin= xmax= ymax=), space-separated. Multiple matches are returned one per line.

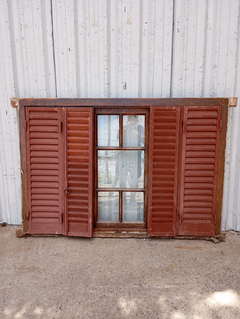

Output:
xmin=213 ymin=213 xmax=216 ymax=225
xmin=63 ymin=181 xmax=70 ymax=195
xmin=58 ymin=121 xmax=62 ymax=133
xmin=219 ymin=119 xmax=222 ymax=132
xmin=180 ymin=214 xmax=183 ymax=224
xmin=25 ymin=121 xmax=28 ymax=132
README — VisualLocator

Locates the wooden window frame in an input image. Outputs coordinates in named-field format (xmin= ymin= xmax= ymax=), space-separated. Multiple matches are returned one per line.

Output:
xmin=12 ymin=97 xmax=237 ymax=238
xmin=94 ymin=108 xmax=149 ymax=231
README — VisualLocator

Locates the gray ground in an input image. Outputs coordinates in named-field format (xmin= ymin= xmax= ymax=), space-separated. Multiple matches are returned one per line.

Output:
xmin=0 ymin=226 xmax=240 ymax=319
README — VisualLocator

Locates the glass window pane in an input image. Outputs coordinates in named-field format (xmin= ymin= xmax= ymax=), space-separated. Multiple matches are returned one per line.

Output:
xmin=98 ymin=151 xmax=144 ymax=189
xmin=98 ymin=192 xmax=119 ymax=221
xmin=123 ymin=192 xmax=144 ymax=221
xmin=123 ymin=115 xmax=145 ymax=147
xmin=98 ymin=115 xmax=119 ymax=146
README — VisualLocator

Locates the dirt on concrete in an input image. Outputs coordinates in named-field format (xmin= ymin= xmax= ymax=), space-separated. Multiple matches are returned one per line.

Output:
xmin=0 ymin=226 xmax=240 ymax=319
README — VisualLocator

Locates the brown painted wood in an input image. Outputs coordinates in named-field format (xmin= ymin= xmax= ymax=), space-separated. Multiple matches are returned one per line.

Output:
xmin=26 ymin=107 xmax=64 ymax=235
xmin=94 ymin=110 xmax=98 ymax=228
xmin=215 ymin=105 xmax=228 ymax=235
xmin=119 ymin=114 xmax=123 ymax=147
xmin=148 ymin=106 xmax=181 ymax=236
xmin=228 ymin=97 xmax=238 ymax=107
xmin=93 ymin=230 xmax=221 ymax=240
xmin=178 ymin=106 xmax=221 ymax=236
xmin=17 ymin=98 xmax=230 ymax=108
xmin=10 ymin=98 xmax=20 ymax=108
xmin=96 ymin=147 xmax=145 ymax=150
xmin=14 ymin=98 xmax=233 ymax=238
xmin=19 ymin=106 xmax=28 ymax=233
xmin=93 ymin=230 xmax=148 ymax=238
xmin=176 ymin=107 xmax=184 ymax=235
xmin=143 ymin=111 xmax=149 ymax=227
xmin=95 ymin=108 xmax=148 ymax=230
xmin=95 ymin=223 xmax=146 ymax=229
xmin=96 ymin=188 xmax=145 ymax=192
xmin=119 ymin=191 xmax=123 ymax=222
xmin=65 ymin=107 xmax=94 ymax=237
xmin=96 ymin=108 xmax=148 ymax=115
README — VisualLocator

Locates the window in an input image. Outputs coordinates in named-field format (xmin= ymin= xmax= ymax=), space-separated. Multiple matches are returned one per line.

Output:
xmin=95 ymin=110 xmax=148 ymax=230
xmin=18 ymin=98 xmax=227 ymax=238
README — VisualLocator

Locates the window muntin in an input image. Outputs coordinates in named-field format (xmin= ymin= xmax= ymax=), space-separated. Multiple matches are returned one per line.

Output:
xmin=96 ymin=112 xmax=146 ymax=225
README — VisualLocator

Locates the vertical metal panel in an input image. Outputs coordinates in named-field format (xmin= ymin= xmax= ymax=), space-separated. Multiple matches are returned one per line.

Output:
xmin=52 ymin=0 xmax=109 ymax=97
xmin=172 ymin=0 xmax=238 ymax=98
xmin=221 ymin=0 xmax=240 ymax=231
xmin=0 ymin=0 xmax=240 ymax=231
xmin=172 ymin=0 xmax=240 ymax=230
xmin=171 ymin=0 xmax=207 ymax=97
xmin=0 ymin=0 xmax=55 ymax=225
xmin=8 ymin=0 xmax=56 ymax=97
xmin=52 ymin=0 xmax=77 ymax=97
xmin=52 ymin=0 xmax=173 ymax=98
xmin=0 ymin=0 xmax=21 ymax=224
xmin=140 ymin=0 xmax=173 ymax=98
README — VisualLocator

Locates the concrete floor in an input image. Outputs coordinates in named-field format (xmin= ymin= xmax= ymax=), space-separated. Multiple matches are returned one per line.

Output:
xmin=0 ymin=226 xmax=240 ymax=319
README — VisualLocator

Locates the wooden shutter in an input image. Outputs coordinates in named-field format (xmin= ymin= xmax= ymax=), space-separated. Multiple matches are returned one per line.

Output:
xmin=26 ymin=107 xmax=64 ymax=234
xmin=179 ymin=106 xmax=221 ymax=236
xmin=148 ymin=106 xmax=180 ymax=236
xmin=65 ymin=107 xmax=93 ymax=237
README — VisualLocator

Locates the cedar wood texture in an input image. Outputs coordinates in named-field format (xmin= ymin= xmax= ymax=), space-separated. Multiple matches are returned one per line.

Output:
xmin=12 ymin=98 xmax=236 ymax=238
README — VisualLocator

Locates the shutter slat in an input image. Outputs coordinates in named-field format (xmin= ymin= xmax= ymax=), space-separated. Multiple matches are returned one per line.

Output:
xmin=148 ymin=107 xmax=180 ymax=236
xmin=29 ymin=112 xmax=59 ymax=119
xmin=27 ymin=107 xmax=63 ymax=235
xmin=66 ymin=108 xmax=93 ymax=237
xmin=179 ymin=106 xmax=221 ymax=236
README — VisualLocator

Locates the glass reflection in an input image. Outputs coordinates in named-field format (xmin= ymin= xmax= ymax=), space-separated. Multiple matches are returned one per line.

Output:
xmin=97 ymin=115 xmax=119 ymax=147
xmin=123 ymin=115 xmax=145 ymax=147
xmin=98 ymin=151 xmax=144 ymax=189
xmin=98 ymin=192 xmax=119 ymax=221
xmin=123 ymin=192 xmax=144 ymax=221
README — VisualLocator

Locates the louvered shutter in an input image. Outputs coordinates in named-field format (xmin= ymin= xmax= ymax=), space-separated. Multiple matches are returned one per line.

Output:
xmin=26 ymin=107 xmax=64 ymax=234
xmin=179 ymin=106 xmax=221 ymax=236
xmin=65 ymin=108 xmax=93 ymax=237
xmin=148 ymin=106 xmax=180 ymax=236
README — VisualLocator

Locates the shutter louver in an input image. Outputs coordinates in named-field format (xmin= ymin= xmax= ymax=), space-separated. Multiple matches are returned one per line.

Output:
xmin=26 ymin=107 xmax=63 ymax=234
xmin=148 ymin=107 xmax=180 ymax=236
xmin=179 ymin=106 xmax=221 ymax=236
xmin=65 ymin=108 xmax=93 ymax=237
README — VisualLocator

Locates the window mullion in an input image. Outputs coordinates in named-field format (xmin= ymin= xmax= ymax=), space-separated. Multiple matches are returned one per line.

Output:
xmin=119 ymin=114 xmax=123 ymax=147
xmin=119 ymin=191 xmax=123 ymax=222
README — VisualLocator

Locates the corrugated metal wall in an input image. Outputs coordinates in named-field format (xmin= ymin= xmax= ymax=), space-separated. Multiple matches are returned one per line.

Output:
xmin=0 ymin=0 xmax=240 ymax=230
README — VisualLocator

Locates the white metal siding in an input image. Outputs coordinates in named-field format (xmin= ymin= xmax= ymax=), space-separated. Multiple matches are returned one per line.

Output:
xmin=0 ymin=0 xmax=240 ymax=230
xmin=0 ymin=0 xmax=56 ymax=224
xmin=171 ymin=0 xmax=240 ymax=231
xmin=0 ymin=0 xmax=21 ymax=224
